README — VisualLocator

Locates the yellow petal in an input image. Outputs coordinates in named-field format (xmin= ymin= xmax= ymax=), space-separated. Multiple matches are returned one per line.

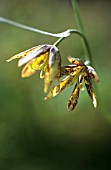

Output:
xmin=44 ymin=69 xmax=52 ymax=93
xmin=6 ymin=46 xmax=39 ymax=62
xmin=60 ymin=65 xmax=86 ymax=78
xmin=44 ymin=46 xmax=61 ymax=93
xmin=84 ymin=75 xmax=97 ymax=108
xmin=68 ymin=57 xmax=84 ymax=66
xmin=45 ymin=76 xmax=74 ymax=99
xmin=44 ymin=85 xmax=60 ymax=99
xmin=31 ymin=52 xmax=49 ymax=70
xmin=21 ymin=61 xmax=36 ymax=78
xmin=18 ymin=44 xmax=51 ymax=67
xmin=67 ymin=83 xmax=80 ymax=112
xmin=48 ymin=46 xmax=61 ymax=79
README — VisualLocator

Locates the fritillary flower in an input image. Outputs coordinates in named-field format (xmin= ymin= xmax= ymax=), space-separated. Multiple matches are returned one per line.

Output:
xmin=6 ymin=44 xmax=61 ymax=93
xmin=45 ymin=57 xmax=99 ymax=112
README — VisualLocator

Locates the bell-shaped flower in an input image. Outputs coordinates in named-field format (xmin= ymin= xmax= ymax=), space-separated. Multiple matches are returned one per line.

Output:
xmin=6 ymin=44 xmax=61 ymax=93
xmin=45 ymin=57 xmax=99 ymax=111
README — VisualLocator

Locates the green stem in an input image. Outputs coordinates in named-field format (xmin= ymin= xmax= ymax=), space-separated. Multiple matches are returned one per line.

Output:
xmin=71 ymin=0 xmax=84 ymax=33
xmin=0 ymin=17 xmax=70 ymax=38
xmin=0 ymin=17 xmax=92 ymax=65
xmin=54 ymin=29 xmax=91 ymax=65
xmin=71 ymin=0 xmax=93 ymax=65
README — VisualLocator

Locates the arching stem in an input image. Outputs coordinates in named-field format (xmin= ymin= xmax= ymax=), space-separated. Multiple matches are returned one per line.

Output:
xmin=0 ymin=16 xmax=92 ymax=65
xmin=54 ymin=29 xmax=91 ymax=65
xmin=71 ymin=0 xmax=93 ymax=65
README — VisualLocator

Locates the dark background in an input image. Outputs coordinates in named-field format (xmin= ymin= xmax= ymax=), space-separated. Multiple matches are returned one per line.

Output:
xmin=0 ymin=0 xmax=111 ymax=169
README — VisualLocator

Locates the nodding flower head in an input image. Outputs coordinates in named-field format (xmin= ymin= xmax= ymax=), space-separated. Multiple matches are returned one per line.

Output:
xmin=45 ymin=57 xmax=99 ymax=112
xmin=6 ymin=44 xmax=61 ymax=93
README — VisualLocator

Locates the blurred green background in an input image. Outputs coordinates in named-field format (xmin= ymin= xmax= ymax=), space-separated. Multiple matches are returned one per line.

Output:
xmin=0 ymin=0 xmax=111 ymax=169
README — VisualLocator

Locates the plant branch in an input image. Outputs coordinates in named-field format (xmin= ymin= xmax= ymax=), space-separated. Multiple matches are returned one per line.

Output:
xmin=0 ymin=17 xmax=92 ymax=65
xmin=0 ymin=17 xmax=70 ymax=38
xmin=54 ymin=29 xmax=91 ymax=65
xmin=71 ymin=0 xmax=93 ymax=65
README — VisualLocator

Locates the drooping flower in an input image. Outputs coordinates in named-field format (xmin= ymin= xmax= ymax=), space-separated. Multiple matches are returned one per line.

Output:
xmin=45 ymin=57 xmax=99 ymax=112
xmin=6 ymin=44 xmax=61 ymax=93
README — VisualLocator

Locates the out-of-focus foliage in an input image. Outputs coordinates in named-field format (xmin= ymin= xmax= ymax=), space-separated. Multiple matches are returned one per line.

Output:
xmin=0 ymin=0 xmax=111 ymax=169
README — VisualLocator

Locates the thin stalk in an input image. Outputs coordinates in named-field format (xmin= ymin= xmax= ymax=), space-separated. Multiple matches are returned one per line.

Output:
xmin=0 ymin=17 xmax=70 ymax=38
xmin=71 ymin=0 xmax=93 ymax=65
xmin=71 ymin=0 xmax=84 ymax=33
xmin=0 ymin=17 xmax=91 ymax=62
xmin=0 ymin=17 xmax=92 ymax=65
xmin=54 ymin=29 xmax=91 ymax=65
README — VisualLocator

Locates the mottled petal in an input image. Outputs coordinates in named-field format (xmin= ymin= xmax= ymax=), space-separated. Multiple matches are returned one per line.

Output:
xmin=31 ymin=52 xmax=49 ymax=70
xmin=45 ymin=76 xmax=74 ymax=99
xmin=21 ymin=60 xmax=36 ymax=78
xmin=60 ymin=65 xmax=77 ymax=77
xmin=68 ymin=57 xmax=85 ymax=66
xmin=67 ymin=83 xmax=80 ymax=112
xmin=44 ymin=65 xmax=51 ymax=93
xmin=48 ymin=46 xmax=61 ymax=79
xmin=67 ymin=76 xmax=83 ymax=112
xmin=44 ymin=46 xmax=61 ymax=93
xmin=87 ymin=66 xmax=99 ymax=82
xmin=84 ymin=75 xmax=97 ymax=108
xmin=18 ymin=44 xmax=51 ymax=67
xmin=44 ymin=84 xmax=60 ymax=99
xmin=60 ymin=65 xmax=86 ymax=77
xmin=6 ymin=46 xmax=40 ymax=62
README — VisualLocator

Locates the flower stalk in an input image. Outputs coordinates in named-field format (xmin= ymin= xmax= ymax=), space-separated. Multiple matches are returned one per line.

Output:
xmin=71 ymin=0 xmax=93 ymax=65
xmin=0 ymin=17 xmax=92 ymax=64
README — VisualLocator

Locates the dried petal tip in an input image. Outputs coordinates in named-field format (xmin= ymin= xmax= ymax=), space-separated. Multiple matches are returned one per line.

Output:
xmin=87 ymin=66 xmax=99 ymax=82
xmin=6 ymin=56 xmax=19 ymax=62
xmin=6 ymin=59 xmax=10 ymax=62
xmin=44 ymin=97 xmax=47 ymax=100
xmin=67 ymin=102 xmax=75 ymax=112
xmin=93 ymin=93 xmax=97 ymax=108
